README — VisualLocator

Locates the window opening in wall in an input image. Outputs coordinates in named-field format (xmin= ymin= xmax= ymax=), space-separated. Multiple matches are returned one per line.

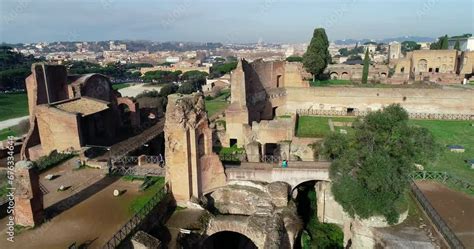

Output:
xmin=346 ymin=108 xmax=355 ymax=115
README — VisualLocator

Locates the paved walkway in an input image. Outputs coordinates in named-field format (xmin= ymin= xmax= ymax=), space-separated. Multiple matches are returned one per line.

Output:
xmin=118 ymin=84 xmax=162 ymax=98
xmin=0 ymin=116 xmax=28 ymax=130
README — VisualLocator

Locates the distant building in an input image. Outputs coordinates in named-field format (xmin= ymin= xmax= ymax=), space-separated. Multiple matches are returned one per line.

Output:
xmin=448 ymin=37 xmax=474 ymax=51
xmin=388 ymin=42 xmax=402 ymax=61
xmin=363 ymin=44 xmax=377 ymax=54
xmin=109 ymin=41 xmax=127 ymax=51
xmin=166 ymin=56 xmax=181 ymax=63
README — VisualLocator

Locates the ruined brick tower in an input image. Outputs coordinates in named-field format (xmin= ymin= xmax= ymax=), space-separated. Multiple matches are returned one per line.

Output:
xmin=14 ymin=161 xmax=44 ymax=227
xmin=164 ymin=93 xmax=225 ymax=203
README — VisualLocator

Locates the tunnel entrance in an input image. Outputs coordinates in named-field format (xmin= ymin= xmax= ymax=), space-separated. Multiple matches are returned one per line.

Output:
xmin=203 ymin=231 xmax=257 ymax=249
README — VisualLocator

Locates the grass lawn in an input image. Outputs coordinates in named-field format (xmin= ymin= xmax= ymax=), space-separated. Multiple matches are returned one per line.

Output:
xmin=296 ymin=116 xmax=355 ymax=137
xmin=0 ymin=93 xmax=28 ymax=122
xmin=310 ymin=79 xmax=353 ymax=87
xmin=409 ymin=120 xmax=474 ymax=183
xmin=205 ymin=89 xmax=230 ymax=117
xmin=0 ymin=127 xmax=19 ymax=141
xmin=128 ymin=176 xmax=165 ymax=214
xmin=112 ymin=83 xmax=130 ymax=90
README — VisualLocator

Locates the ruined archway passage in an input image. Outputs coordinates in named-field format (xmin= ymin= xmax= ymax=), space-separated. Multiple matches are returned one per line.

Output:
xmin=202 ymin=231 xmax=257 ymax=249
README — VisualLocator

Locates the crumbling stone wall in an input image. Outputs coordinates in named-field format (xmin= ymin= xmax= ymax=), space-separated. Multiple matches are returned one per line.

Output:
xmin=283 ymin=87 xmax=473 ymax=119
xmin=165 ymin=93 xmax=226 ymax=203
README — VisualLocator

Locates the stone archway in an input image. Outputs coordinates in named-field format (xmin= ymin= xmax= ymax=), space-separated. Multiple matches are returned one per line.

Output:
xmin=117 ymin=97 xmax=140 ymax=129
xmin=205 ymin=215 xmax=267 ymax=248
xmin=330 ymin=72 xmax=339 ymax=80
xmin=341 ymin=72 xmax=350 ymax=80
xmin=203 ymin=231 xmax=257 ymax=249
xmin=417 ymin=59 xmax=428 ymax=73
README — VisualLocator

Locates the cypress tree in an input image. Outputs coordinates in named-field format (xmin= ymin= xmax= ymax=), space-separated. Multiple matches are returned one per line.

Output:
xmin=454 ymin=40 xmax=461 ymax=51
xmin=302 ymin=28 xmax=331 ymax=81
xmin=362 ymin=48 xmax=370 ymax=84
xmin=440 ymin=35 xmax=449 ymax=49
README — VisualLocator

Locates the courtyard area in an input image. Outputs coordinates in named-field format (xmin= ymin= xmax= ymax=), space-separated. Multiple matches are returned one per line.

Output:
xmin=0 ymin=159 xmax=165 ymax=249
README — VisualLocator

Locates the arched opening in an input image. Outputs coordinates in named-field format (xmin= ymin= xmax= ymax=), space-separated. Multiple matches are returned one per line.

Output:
xmin=292 ymin=180 xmax=343 ymax=249
xmin=330 ymin=72 xmax=339 ymax=80
xmin=417 ymin=59 xmax=428 ymax=73
xmin=203 ymin=231 xmax=257 ymax=249
xmin=380 ymin=72 xmax=387 ymax=78
xmin=341 ymin=72 xmax=349 ymax=80
xmin=118 ymin=103 xmax=132 ymax=128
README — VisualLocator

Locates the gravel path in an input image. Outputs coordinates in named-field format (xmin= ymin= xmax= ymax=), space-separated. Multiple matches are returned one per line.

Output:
xmin=0 ymin=115 xmax=29 ymax=130
xmin=118 ymin=84 xmax=162 ymax=97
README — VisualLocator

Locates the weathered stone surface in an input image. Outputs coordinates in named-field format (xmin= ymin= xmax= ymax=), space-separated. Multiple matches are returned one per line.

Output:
xmin=14 ymin=160 xmax=44 ymax=227
xmin=165 ymin=93 xmax=226 ymax=203
xmin=206 ymin=214 xmax=286 ymax=249
xmin=265 ymin=181 xmax=289 ymax=207
xmin=209 ymin=184 xmax=274 ymax=215
xmin=131 ymin=230 xmax=162 ymax=249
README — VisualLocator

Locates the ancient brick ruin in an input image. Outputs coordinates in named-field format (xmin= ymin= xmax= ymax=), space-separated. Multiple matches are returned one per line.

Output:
xmin=21 ymin=63 xmax=140 ymax=160
xmin=164 ymin=93 xmax=226 ymax=203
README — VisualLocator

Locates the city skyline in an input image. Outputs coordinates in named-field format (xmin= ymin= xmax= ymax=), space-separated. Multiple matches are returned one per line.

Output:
xmin=1 ymin=0 xmax=473 ymax=44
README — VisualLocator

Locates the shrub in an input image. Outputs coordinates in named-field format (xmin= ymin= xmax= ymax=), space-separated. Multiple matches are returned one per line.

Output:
xmin=35 ymin=150 xmax=75 ymax=172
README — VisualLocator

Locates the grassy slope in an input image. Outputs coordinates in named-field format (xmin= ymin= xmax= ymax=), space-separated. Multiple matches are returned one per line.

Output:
xmin=0 ymin=93 xmax=28 ymax=122
xmin=128 ymin=177 xmax=165 ymax=214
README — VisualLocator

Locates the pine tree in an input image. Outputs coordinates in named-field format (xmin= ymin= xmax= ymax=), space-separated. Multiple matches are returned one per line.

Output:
xmin=362 ymin=48 xmax=370 ymax=84
xmin=302 ymin=28 xmax=331 ymax=81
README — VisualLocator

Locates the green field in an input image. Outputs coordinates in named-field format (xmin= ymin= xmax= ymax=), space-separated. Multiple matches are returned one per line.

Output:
xmin=112 ymin=83 xmax=130 ymax=90
xmin=296 ymin=116 xmax=355 ymax=137
xmin=0 ymin=127 xmax=19 ymax=141
xmin=310 ymin=79 xmax=353 ymax=87
xmin=410 ymin=120 xmax=474 ymax=183
xmin=204 ymin=90 xmax=230 ymax=117
xmin=296 ymin=116 xmax=474 ymax=184
xmin=0 ymin=93 xmax=29 ymax=122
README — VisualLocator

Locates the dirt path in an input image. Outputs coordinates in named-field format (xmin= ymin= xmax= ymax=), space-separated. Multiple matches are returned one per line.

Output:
xmin=416 ymin=181 xmax=474 ymax=248
xmin=0 ymin=178 xmax=142 ymax=249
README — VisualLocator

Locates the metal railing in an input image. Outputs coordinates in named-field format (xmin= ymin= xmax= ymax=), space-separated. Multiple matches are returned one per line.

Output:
xmin=111 ymin=155 xmax=164 ymax=166
xmin=109 ymin=166 xmax=165 ymax=176
xmin=102 ymin=185 xmax=168 ymax=249
xmin=410 ymin=182 xmax=465 ymax=249
xmin=410 ymin=171 xmax=472 ymax=193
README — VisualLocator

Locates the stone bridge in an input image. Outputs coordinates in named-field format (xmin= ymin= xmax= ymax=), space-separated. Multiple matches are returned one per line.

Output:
xmin=224 ymin=161 xmax=331 ymax=190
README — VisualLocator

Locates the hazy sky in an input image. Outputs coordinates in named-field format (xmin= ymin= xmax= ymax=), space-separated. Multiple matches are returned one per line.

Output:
xmin=1 ymin=0 xmax=473 ymax=43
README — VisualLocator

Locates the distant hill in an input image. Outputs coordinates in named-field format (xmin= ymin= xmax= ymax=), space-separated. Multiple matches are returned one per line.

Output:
xmin=333 ymin=36 xmax=435 ymax=45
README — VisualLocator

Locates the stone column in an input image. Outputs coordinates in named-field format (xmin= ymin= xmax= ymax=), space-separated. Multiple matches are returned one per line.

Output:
xmin=315 ymin=181 xmax=327 ymax=223
xmin=14 ymin=161 xmax=44 ymax=227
